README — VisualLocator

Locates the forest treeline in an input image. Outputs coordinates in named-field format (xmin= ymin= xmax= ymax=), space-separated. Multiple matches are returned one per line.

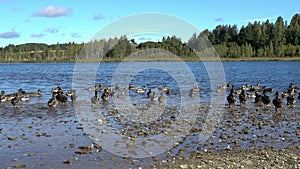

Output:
xmin=0 ymin=14 xmax=300 ymax=62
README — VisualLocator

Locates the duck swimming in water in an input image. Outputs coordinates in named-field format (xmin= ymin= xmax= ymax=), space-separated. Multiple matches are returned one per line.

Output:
xmin=216 ymin=84 xmax=226 ymax=93
xmin=189 ymin=88 xmax=196 ymax=98
xmin=158 ymin=85 xmax=169 ymax=92
xmin=0 ymin=91 xmax=6 ymax=103
xmin=129 ymin=84 xmax=138 ymax=90
xmin=166 ymin=88 xmax=172 ymax=95
xmin=135 ymin=86 xmax=146 ymax=94
xmin=273 ymin=91 xmax=283 ymax=111
xmin=26 ymin=89 xmax=42 ymax=97
xmin=262 ymin=86 xmax=273 ymax=94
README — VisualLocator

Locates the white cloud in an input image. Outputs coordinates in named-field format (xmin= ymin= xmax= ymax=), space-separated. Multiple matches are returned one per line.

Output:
xmin=33 ymin=5 xmax=71 ymax=18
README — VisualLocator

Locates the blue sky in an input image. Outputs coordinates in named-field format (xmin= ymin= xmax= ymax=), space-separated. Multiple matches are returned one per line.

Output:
xmin=0 ymin=0 xmax=299 ymax=47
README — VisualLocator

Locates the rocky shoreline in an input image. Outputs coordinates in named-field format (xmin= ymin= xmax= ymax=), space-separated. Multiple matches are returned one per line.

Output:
xmin=152 ymin=147 xmax=300 ymax=169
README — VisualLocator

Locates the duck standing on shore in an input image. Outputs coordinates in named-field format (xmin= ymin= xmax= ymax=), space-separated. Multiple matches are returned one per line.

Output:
xmin=227 ymin=88 xmax=236 ymax=108
xmin=158 ymin=92 xmax=166 ymax=103
xmin=254 ymin=92 xmax=264 ymax=106
xmin=261 ymin=90 xmax=271 ymax=106
xmin=286 ymin=91 xmax=296 ymax=107
xmin=11 ymin=93 xmax=21 ymax=108
xmin=91 ymin=91 xmax=100 ymax=104
xmin=239 ymin=88 xmax=247 ymax=107
xmin=66 ymin=90 xmax=77 ymax=102
xmin=101 ymin=92 xmax=109 ymax=102
xmin=273 ymin=91 xmax=283 ymax=111
xmin=48 ymin=92 xmax=58 ymax=108
xmin=56 ymin=91 xmax=68 ymax=103
xmin=147 ymin=89 xmax=153 ymax=98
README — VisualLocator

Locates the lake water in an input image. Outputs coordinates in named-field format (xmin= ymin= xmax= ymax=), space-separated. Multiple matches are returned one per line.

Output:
xmin=1 ymin=61 xmax=299 ymax=103
xmin=0 ymin=61 xmax=299 ymax=168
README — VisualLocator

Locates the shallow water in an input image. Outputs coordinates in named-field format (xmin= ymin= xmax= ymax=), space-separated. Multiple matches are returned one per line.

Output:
xmin=0 ymin=61 xmax=300 ymax=168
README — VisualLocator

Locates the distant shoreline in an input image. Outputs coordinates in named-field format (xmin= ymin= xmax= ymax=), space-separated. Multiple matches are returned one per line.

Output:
xmin=1 ymin=56 xmax=300 ymax=63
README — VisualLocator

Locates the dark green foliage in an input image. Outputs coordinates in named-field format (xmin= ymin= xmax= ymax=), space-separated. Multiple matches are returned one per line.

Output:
xmin=192 ymin=14 xmax=300 ymax=58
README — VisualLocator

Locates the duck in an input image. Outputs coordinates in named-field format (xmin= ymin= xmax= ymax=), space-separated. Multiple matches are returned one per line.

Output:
xmin=158 ymin=92 xmax=166 ymax=103
xmin=21 ymin=95 xmax=30 ymax=101
xmin=135 ymin=86 xmax=146 ymax=94
xmin=227 ymin=88 xmax=236 ymax=108
xmin=91 ymin=90 xmax=100 ymax=104
xmin=192 ymin=84 xmax=200 ymax=92
xmin=298 ymin=93 xmax=300 ymax=100
xmin=88 ymin=83 xmax=103 ymax=91
xmin=4 ymin=93 xmax=15 ymax=101
xmin=11 ymin=93 xmax=21 ymax=108
xmin=216 ymin=84 xmax=226 ymax=93
xmin=242 ymin=84 xmax=251 ymax=91
xmin=17 ymin=88 xmax=26 ymax=95
xmin=114 ymin=84 xmax=120 ymax=91
xmin=247 ymin=92 xmax=256 ymax=99
xmin=66 ymin=90 xmax=77 ymax=102
xmin=254 ymin=92 xmax=264 ymax=106
xmin=147 ymin=89 xmax=153 ymax=98
xmin=48 ymin=92 xmax=58 ymax=108
xmin=249 ymin=81 xmax=261 ymax=92
xmin=287 ymin=90 xmax=296 ymax=106
xmin=261 ymin=90 xmax=271 ymax=106
xmin=288 ymin=83 xmax=295 ymax=90
xmin=117 ymin=90 xmax=126 ymax=99
xmin=239 ymin=88 xmax=247 ymax=106
xmin=26 ymin=89 xmax=42 ymax=97
xmin=52 ymin=86 xmax=62 ymax=93
xmin=166 ymin=88 xmax=172 ymax=95
xmin=101 ymin=92 xmax=109 ymax=102
xmin=158 ymin=85 xmax=169 ymax=92
xmin=129 ymin=84 xmax=138 ymax=90
xmin=149 ymin=91 xmax=158 ymax=102
xmin=189 ymin=88 xmax=196 ymax=98
xmin=262 ymin=86 xmax=273 ymax=93
xmin=235 ymin=89 xmax=242 ymax=95
xmin=273 ymin=91 xmax=283 ymax=111
xmin=56 ymin=91 xmax=68 ymax=103
xmin=0 ymin=91 xmax=6 ymax=102
xmin=227 ymin=82 xmax=233 ymax=89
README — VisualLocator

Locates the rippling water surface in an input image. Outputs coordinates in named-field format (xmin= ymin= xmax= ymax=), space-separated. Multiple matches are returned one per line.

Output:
xmin=1 ymin=61 xmax=299 ymax=103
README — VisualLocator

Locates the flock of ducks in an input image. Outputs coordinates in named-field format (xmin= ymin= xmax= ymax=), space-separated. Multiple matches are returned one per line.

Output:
xmin=225 ymin=82 xmax=300 ymax=111
xmin=1 ymin=82 xmax=300 ymax=110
